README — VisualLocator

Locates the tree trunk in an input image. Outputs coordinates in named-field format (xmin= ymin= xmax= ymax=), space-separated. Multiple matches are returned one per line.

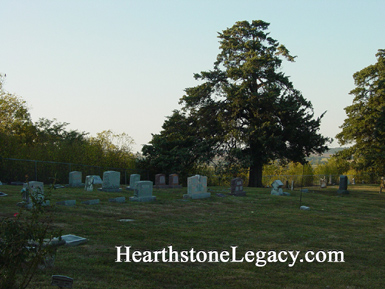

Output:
xmin=248 ymin=162 xmax=263 ymax=187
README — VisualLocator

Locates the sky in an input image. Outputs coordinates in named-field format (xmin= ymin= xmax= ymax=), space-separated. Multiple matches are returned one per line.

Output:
xmin=1 ymin=0 xmax=384 ymax=153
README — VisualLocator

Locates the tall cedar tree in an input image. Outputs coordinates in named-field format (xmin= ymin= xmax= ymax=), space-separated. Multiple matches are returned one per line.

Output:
xmin=144 ymin=20 xmax=330 ymax=186
xmin=336 ymin=49 xmax=385 ymax=176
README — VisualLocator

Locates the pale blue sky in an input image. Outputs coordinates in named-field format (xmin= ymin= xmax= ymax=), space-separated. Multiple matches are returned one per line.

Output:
xmin=1 ymin=0 xmax=384 ymax=153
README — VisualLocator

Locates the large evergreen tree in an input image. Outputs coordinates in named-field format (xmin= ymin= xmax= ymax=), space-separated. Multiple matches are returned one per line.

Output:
xmin=145 ymin=20 xmax=330 ymax=187
xmin=336 ymin=49 xmax=385 ymax=177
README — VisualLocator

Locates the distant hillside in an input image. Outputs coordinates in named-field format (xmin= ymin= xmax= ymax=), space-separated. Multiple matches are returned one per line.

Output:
xmin=306 ymin=147 xmax=347 ymax=164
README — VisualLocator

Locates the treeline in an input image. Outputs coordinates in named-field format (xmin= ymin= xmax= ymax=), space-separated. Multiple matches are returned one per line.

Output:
xmin=0 ymin=74 xmax=136 ymax=184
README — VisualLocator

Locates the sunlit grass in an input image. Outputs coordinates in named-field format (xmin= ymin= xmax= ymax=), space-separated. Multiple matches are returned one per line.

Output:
xmin=1 ymin=183 xmax=384 ymax=288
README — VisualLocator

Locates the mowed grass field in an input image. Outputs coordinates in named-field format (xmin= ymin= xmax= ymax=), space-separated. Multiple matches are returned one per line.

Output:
xmin=1 ymin=183 xmax=385 ymax=288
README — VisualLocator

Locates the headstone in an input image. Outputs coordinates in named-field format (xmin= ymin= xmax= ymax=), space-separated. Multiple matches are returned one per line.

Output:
xmin=300 ymin=206 xmax=310 ymax=210
xmin=61 ymin=234 xmax=88 ymax=246
xmin=109 ymin=197 xmax=126 ymax=203
xmin=90 ymin=175 xmax=103 ymax=184
xmin=0 ymin=192 xmax=7 ymax=197
xmin=328 ymin=174 xmax=332 ymax=185
xmin=127 ymin=174 xmax=140 ymax=190
xmin=84 ymin=176 xmax=94 ymax=191
xmin=81 ymin=199 xmax=100 ymax=205
xmin=230 ymin=177 xmax=246 ymax=196
xmin=320 ymin=177 xmax=327 ymax=188
xmin=51 ymin=275 xmax=73 ymax=288
xmin=380 ymin=177 xmax=385 ymax=193
xmin=21 ymin=181 xmax=50 ymax=207
xmin=69 ymin=171 xmax=83 ymax=187
xmin=337 ymin=175 xmax=349 ymax=194
xmin=352 ymin=177 xmax=355 ymax=185
xmin=270 ymin=180 xmax=290 ymax=196
xmin=169 ymin=173 xmax=182 ymax=188
xmin=129 ymin=181 xmax=156 ymax=202
xmin=301 ymin=189 xmax=309 ymax=193
xmin=119 ymin=219 xmax=135 ymax=222
xmin=98 ymin=171 xmax=122 ymax=192
xmin=184 ymin=175 xmax=211 ymax=199
xmin=154 ymin=174 xmax=169 ymax=189
xmin=56 ymin=200 xmax=76 ymax=206
xmin=291 ymin=180 xmax=294 ymax=191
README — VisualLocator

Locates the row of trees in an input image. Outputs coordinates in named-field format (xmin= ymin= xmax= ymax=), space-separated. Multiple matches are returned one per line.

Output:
xmin=0 ymin=74 xmax=136 ymax=183
xmin=2 ymin=22 xmax=384 ymax=186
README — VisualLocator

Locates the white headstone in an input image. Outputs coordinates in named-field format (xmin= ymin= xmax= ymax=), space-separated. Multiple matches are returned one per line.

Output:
xmin=184 ymin=175 xmax=210 ymax=199
xmin=271 ymin=180 xmax=290 ymax=196
xmin=22 ymin=181 xmax=49 ymax=206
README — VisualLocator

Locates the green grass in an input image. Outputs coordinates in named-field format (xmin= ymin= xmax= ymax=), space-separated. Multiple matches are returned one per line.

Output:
xmin=1 ymin=183 xmax=385 ymax=288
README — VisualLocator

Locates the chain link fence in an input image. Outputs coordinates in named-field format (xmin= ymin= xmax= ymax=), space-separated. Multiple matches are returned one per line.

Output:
xmin=0 ymin=156 xmax=148 ymax=185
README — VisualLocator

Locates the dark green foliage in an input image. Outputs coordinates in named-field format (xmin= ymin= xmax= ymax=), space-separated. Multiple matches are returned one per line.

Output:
xmin=0 ymin=185 xmax=62 ymax=289
xmin=336 ymin=49 xmax=385 ymax=179
xmin=144 ymin=20 xmax=330 ymax=186
xmin=0 ymin=75 xmax=136 ymax=183
xmin=140 ymin=110 xmax=224 ymax=182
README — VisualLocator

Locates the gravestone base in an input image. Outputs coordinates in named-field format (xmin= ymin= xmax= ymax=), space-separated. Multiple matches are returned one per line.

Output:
xmin=56 ymin=200 xmax=76 ymax=206
xmin=109 ymin=197 xmax=126 ymax=203
xmin=154 ymin=184 xmax=170 ymax=189
xmin=17 ymin=200 xmax=50 ymax=208
xmin=61 ymin=234 xmax=88 ymax=246
xmin=69 ymin=183 xmax=84 ymax=188
xmin=169 ymin=184 xmax=182 ymax=189
xmin=271 ymin=190 xmax=291 ymax=196
xmin=82 ymin=199 xmax=100 ymax=205
xmin=17 ymin=201 xmax=33 ymax=209
xmin=129 ymin=196 xmax=156 ymax=202
xmin=337 ymin=189 xmax=349 ymax=194
xmin=98 ymin=187 xmax=122 ymax=192
xmin=229 ymin=191 xmax=246 ymax=197
xmin=183 ymin=192 xmax=211 ymax=200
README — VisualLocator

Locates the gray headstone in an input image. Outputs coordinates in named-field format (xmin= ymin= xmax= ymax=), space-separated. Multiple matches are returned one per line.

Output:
xmin=51 ymin=275 xmax=73 ymax=288
xmin=127 ymin=174 xmax=140 ymax=190
xmin=338 ymin=175 xmax=349 ymax=194
xmin=69 ymin=171 xmax=83 ymax=187
xmin=61 ymin=234 xmax=88 ymax=246
xmin=271 ymin=180 xmax=289 ymax=196
xmin=98 ymin=171 xmax=122 ymax=192
xmin=184 ymin=175 xmax=210 ymax=199
xmin=81 ymin=199 xmax=100 ymax=205
xmin=109 ymin=197 xmax=126 ymax=203
xmin=154 ymin=174 xmax=169 ymax=188
xmin=130 ymin=181 xmax=156 ymax=202
xmin=22 ymin=181 xmax=49 ymax=206
xmin=230 ymin=177 xmax=246 ymax=196
xmin=56 ymin=200 xmax=76 ymax=206
xmin=84 ymin=175 xmax=94 ymax=191
xmin=168 ymin=173 xmax=182 ymax=188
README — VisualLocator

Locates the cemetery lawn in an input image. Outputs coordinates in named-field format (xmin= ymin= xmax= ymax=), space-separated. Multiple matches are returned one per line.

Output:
xmin=1 ymin=184 xmax=385 ymax=288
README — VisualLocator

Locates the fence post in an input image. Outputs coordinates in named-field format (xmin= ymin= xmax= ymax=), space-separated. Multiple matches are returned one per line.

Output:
xmin=35 ymin=160 xmax=38 ymax=181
